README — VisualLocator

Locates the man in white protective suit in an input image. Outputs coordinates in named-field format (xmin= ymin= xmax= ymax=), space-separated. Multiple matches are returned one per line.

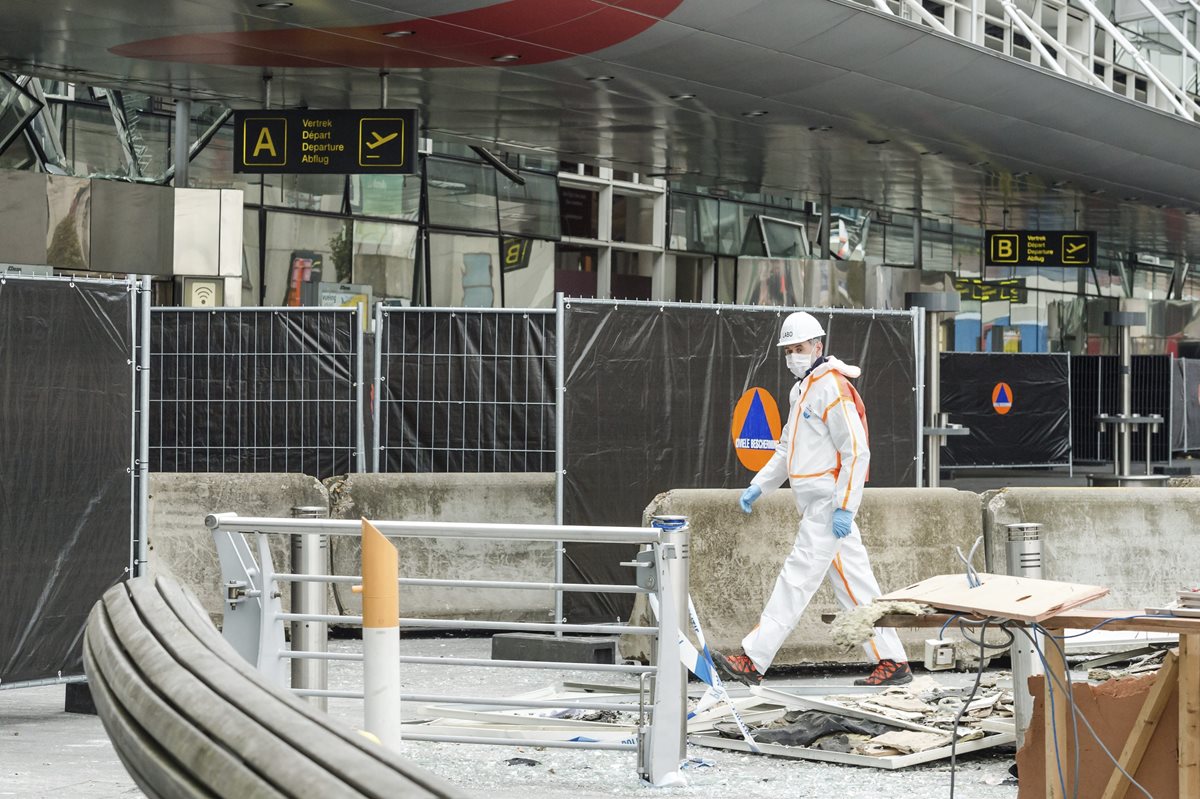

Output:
xmin=711 ymin=311 xmax=911 ymax=687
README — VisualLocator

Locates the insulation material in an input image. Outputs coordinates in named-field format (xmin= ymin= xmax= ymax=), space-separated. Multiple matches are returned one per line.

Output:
xmin=829 ymin=601 xmax=930 ymax=650
xmin=0 ymin=276 xmax=135 ymax=685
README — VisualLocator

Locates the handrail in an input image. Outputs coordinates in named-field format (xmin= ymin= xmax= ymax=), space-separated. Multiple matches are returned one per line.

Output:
xmin=206 ymin=513 xmax=661 ymax=545
xmin=209 ymin=513 xmax=691 ymax=787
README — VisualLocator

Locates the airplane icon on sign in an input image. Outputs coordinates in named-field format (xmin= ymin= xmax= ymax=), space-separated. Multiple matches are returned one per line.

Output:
xmin=365 ymin=131 xmax=398 ymax=149
xmin=358 ymin=117 xmax=408 ymax=167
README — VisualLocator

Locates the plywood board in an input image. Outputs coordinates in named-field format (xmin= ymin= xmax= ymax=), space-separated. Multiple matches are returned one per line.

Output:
xmin=876 ymin=573 xmax=1108 ymax=622
xmin=689 ymin=730 xmax=1016 ymax=769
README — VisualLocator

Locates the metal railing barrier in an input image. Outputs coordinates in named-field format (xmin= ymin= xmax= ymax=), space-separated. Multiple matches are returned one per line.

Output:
xmin=206 ymin=511 xmax=690 ymax=787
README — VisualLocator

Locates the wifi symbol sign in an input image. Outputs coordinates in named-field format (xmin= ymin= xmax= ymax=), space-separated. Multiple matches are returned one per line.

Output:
xmin=191 ymin=283 xmax=217 ymax=307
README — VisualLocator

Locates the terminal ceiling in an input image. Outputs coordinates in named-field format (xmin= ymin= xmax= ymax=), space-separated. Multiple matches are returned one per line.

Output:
xmin=5 ymin=0 xmax=1200 ymax=261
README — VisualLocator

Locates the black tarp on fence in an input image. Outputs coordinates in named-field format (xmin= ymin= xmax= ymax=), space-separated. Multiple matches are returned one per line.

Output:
xmin=376 ymin=308 xmax=556 ymax=472
xmin=561 ymin=300 xmax=919 ymax=622
xmin=151 ymin=308 xmax=362 ymax=479
xmin=1070 ymin=354 xmax=1173 ymax=463
xmin=939 ymin=353 xmax=1071 ymax=468
xmin=1176 ymin=359 xmax=1200 ymax=453
xmin=1 ymin=277 xmax=135 ymax=685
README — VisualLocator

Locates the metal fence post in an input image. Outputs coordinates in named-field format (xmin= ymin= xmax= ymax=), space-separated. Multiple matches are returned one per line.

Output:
xmin=643 ymin=516 xmax=689 ymax=787
xmin=290 ymin=505 xmax=329 ymax=710
xmin=1006 ymin=521 xmax=1044 ymax=749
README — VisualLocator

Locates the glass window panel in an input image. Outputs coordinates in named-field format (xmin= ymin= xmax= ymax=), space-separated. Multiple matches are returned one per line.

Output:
xmin=428 ymin=233 xmax=500 ymax=306
xmin=263 ymin=172 xmax=346 ymax=212
xmin=558 ymin=187 xmax=599 ymax=238
xmin=716 ymin=199 xmax=742 ymax=256
xmin=498 ymin=172 xmax=559 ymax=239
xmin=63 ymin=103 xmax=127 ymax=176
xmin=350 ymin=173 xmax=420 ymax=221
xmin=1006 ymin=291 xmax=1045 ymax=352
xmin=263 ymin=212 xmax=346 ymax=307
xmin=761 ymin=217 xmax=809 ymax=258
xmin=0 ymin=75 xmax=41 ymax=161
xmin=716 ymin=257 xmax=737 ymax=304
xmin=673 ymin=255 xmax=709 ymax=303
xmin=354 ymin=220 xmax=419 ymax=304
xmin=502 ymin=238 xmax=555 ymax=308
xmin=885 ymin=221 xmax=914 ymax=265
xmin=0 ymin=128 xmax=37 ymax=171
xmin=186 ymin=123 xmax=260 ymax=197
xmin=611 ymin=250 xmax=653 ymax=300
xmin=923 ymin=231 xmax=954 ymax=272
xmin=426 ymin=157 xmax=498 ymax=232
xmin=737 ymin=257 xmax=802 ymax=306
xmin=241 ymin=209 xmax=261 ymax=306
xmin=612 ymin=192 xmax=656 ymax=244
xmin=668 ymin=193 xmax=720 ymax=253
xmin=555 ymin=245 xmax=599 ymax=298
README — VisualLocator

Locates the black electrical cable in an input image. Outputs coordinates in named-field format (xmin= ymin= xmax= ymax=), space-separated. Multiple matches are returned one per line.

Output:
xmin=1014 ymin=623 xmax=1154 ymax=799
xmin=947 ymin=616 xmax=1013 ymax=799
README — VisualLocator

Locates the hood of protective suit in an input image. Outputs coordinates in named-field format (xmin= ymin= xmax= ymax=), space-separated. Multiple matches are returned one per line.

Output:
xmin=808 ymin=356 xmax=861 ymax=380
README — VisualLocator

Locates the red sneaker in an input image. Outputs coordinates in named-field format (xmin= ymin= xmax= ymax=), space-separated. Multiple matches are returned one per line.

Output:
xmin=854 ymin=659 xmax=913 ymax=686
xmin=711 ymin=650 xmax=764 ymax=686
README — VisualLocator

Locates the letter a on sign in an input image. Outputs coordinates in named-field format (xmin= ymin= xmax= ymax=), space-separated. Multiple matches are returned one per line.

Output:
xmin=254 ymin=127 xmax=276 ymax=158
xmin=242 ymin=117 xmax=287 ymax=167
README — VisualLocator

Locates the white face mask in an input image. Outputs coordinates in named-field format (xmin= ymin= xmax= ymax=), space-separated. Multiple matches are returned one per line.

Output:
xmin=785 ymin=352 xmax=812 ymax=378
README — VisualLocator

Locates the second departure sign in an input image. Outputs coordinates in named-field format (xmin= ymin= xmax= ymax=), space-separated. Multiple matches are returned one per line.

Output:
xmin=233 ymin=109 xmax=418 ymax=174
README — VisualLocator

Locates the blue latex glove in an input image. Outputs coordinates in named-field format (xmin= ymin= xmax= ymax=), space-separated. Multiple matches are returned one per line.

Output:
xmin=832 ymin=508 xmax=854 ymax=539
xmin=739 ymin=485 xmax=762 ymax=514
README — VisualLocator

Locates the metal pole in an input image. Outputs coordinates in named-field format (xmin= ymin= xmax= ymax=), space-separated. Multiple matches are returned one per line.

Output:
xmin=926 ymin=310 xmax=942 ymax=488
xmin=1005 ymin=522 xmax=1044 ymax=749
xmin=173 ymin=98 xmax=191 ymax=188
xmin=554 ymin=293 xmax=566 ymax=631
xmin=643 ymin=516 xmax=688 ymax=787
xmin=361 ymin=519 xmax=402 ymax=749
xmin=290 ymin=506 xmax=328 ymax=710
xmin=373 ymin=303 xmax=384 ymax=472
xmin=379 ymin=71 xmax=389 ymax=109
xmin=1120 ymin=324 xmax=1133 ymax=476
xmin=137 ymin=276 xmax=151 ymax=576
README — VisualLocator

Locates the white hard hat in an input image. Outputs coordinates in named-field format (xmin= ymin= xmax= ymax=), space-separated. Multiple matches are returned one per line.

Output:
xmin=777 ymin=311 xmax=825 ymax=347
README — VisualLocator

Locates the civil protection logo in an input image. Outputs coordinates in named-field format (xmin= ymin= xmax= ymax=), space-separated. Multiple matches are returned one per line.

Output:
xmin=992 ymin=382 xmax=1014 ymax=415
xmin=731 ymin=388 xmax=782 ymax=470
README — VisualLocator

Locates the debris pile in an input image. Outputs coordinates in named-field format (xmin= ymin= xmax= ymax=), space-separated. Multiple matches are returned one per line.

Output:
xmin=399 ymin=675 xmax=1016 ymax=769
xmin=700 ymin=675 xmax=1015 ymax=765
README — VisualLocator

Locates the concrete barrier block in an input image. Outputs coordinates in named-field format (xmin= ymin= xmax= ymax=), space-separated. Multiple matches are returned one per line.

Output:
xmin=625 ymin=487 xmax=984 ymax=667
xmin=984 ymin=487 xmax=1200 ymax=610
xmin=147 ymin=473 xmax=329 ymax=624
xmin=326 ymin=473 xmax=556 ymax=622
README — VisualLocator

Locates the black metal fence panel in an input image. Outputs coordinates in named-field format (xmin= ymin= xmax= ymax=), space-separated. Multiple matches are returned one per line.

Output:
xmin=1070 ymin=354 xmax=1105 ymax=462
xmin=1183 ymin=359 xmax=1200 ymax=453
xmin=151 ymin=308 xmax=362 ymax=479
xmin=1069 ymin=354 xmax=1174 ymax=463
xmin=560 ymin=300 xmax=919 ymax=622
xmin=375 ymin=308 xmax=556 ymax=472
xmin=939 ymin=353 xmax=1071 ymax=468
xmin=1 ymin=276 xmax=135 ymax=684
xmin=1131 ymin=355 xmax=1172 ymax=463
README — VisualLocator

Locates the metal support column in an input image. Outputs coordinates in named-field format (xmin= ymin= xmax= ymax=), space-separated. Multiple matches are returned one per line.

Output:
xmin=643 ymin=516 xmax=689 ymax=787
xmin=905 ymin=292 xmax=968 ymax=487
xmin=290 ymin=505 xmax=329 ymax=710
xmin=173 ymin=99 xmax=191 ymax=188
